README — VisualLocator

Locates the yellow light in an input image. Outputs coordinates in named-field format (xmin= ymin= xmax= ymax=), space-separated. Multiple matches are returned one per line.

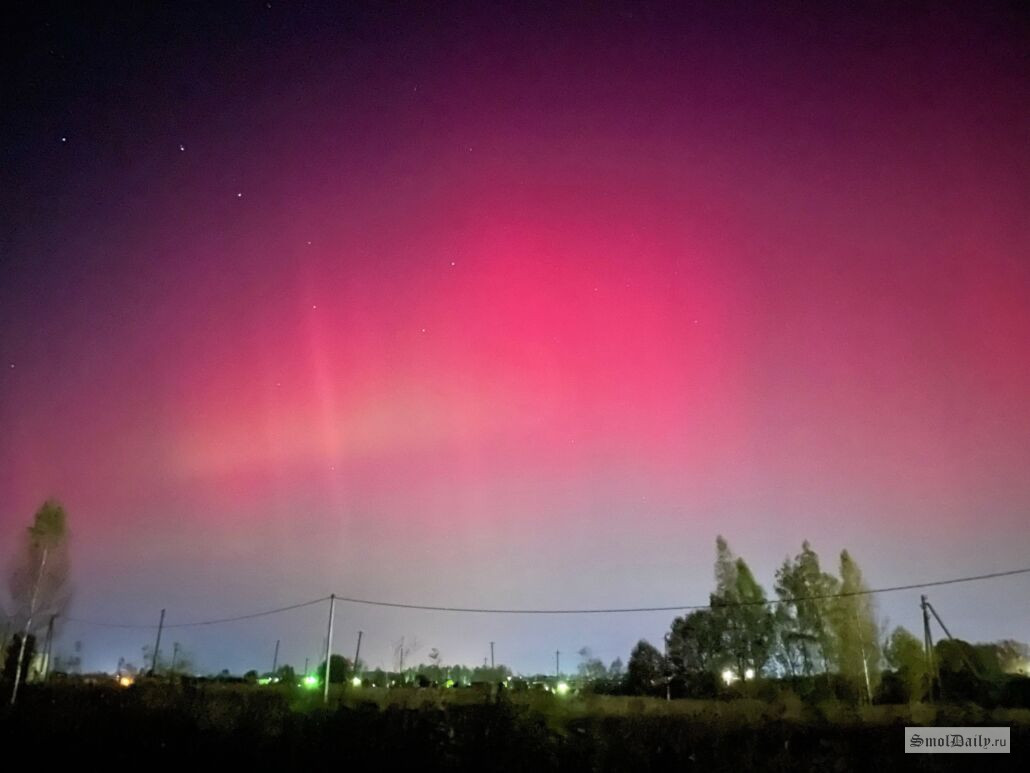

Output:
xmin=744 ymin=668 xmax=755 ymax=680
xmin=721 ymin=669 xmax=736 ymax=686
xmin=118 ymin=676 xmax=134 ymax=688
xmin=351 ymin=676 xmax=361 ymax=687
xmin=556 ymin=681 xmax=569 ymax=696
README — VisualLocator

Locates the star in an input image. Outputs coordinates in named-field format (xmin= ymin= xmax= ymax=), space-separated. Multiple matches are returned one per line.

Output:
xmin=8 ymin=363 xmax=14 ymax=369
xmin=450 ymin=260 xmax=456 ymax=266
xmin=420 ymin=328 xmax=426 ymax=333
xmin=236 ymin=192 xmax=243 ymax=198
xmin=178 ymin=144 xmax=186 ymax=152
xmin=312 ymin=304 xmax=317 ymax=309
xmin=61 ymin=137 xmax=67 ymax=143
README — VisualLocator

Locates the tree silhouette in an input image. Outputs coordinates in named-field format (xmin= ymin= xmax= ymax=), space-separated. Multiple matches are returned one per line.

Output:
xmin=3 ymin=634 xmax=35 ymax=684
xmin=625 ymin=639 xmax=665 ymax=695
xmin=774 ymin=541 xmax=839 ymax=675
xmin=667 ymin=608 xmax=724 ymax=678
xmin=316 ymin=654 xmax=352 ymax=684
xmin=883 ymin=625 xmax=927 ymax=702
xmin=829 ymin=550 xmax=881 ymax=701
xmin=710 ymin=536 xmax=775 ymax=679
xmin=8 ymin=500 xmax=70 ymax=704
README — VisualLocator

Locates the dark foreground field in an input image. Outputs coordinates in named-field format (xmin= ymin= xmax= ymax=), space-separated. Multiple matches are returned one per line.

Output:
xmin=2 ymin=683 xmax=1027 ymax=770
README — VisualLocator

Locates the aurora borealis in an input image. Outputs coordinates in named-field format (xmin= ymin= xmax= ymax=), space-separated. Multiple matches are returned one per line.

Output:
xmin=2 ymin=2 xmax=1028 ymax=674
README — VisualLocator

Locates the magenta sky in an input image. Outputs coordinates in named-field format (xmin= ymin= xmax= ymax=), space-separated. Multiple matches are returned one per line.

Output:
xmin=2 ymin=2 xmax=1028 ymax=674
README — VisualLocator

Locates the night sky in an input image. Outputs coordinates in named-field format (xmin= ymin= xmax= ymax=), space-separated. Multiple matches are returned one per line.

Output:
xmin=2 ymin=1 xmax=1028 ymax=676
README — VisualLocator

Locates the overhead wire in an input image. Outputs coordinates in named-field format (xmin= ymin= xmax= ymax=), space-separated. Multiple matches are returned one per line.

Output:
xmin=59 ymin=566 xmax=1030 ymax=627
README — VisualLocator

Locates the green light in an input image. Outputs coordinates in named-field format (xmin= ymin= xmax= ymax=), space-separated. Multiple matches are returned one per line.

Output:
xmin=556 ymin=681 xmax=569 ymax=696
xmin=302 ymin=675 xmax=319 ymax=689
xmin=444 ymin=678 xmax=454 ymax=688
xmin=351 ymin=676 xmax=361 ymax=687
xmin=257 ymin=677 xmax=272 ymax=685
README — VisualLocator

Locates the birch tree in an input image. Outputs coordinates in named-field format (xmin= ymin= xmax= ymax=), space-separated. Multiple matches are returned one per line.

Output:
xmin=9 ymin=499 xmax=70 ymax=704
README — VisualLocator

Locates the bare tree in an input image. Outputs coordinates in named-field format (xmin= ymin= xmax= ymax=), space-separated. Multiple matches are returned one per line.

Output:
xmin=393 ymin=636 xmax=421 ymax=675
xmin=427 ymin=647 xmax=442 ymax=668
xmin=9 ymin=499 xmax=70 ymax=704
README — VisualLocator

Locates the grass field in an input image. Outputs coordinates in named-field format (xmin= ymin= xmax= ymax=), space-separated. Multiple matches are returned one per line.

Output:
xmin=2 ymin=682 xmax=1028 ymax=770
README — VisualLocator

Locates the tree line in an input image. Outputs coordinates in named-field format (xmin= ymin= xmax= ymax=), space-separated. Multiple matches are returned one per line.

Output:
xmin=617 ymin=536 xmax=1029 ymax=706
xmin=3 ymin=502 xmax=1028 ymax=708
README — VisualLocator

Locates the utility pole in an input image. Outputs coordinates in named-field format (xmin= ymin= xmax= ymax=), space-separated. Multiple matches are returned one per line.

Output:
xmin=151 ymin=609 xmax=166 ymax=677
xmin=921 ymin=595 xmax=936 ymax=702
xmin=922 ymin=594 xmax=979 ymax=697
xmin=399 ymin=636 xmax=405 ymax=674
xmin=304 ymin=657 xmax=309 ymax=676
xmin=170 ymin=642 xmax=180 ymax=676
xmin=272 ymin=639 xmax=280 ymax=676
xmin=490 ymin=641 xmax=495 ymax=669
xmin=926 ymin=599 xmax=954 ymax=640
xmin=555 ymin=650 xmax=560 ymax=678
xmin=354 ymin=631 xmax=363 ymax=676
xmin=323 ymin=594 xmax=336 ymax=704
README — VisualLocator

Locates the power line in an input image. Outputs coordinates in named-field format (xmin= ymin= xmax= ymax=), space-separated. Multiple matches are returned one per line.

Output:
xmin=64 ymin=596 xmax=330 ymax=629
xmin=58 ymin=565 xmax=1030 ymax=627
xmin=334 ymin=566 xmax=1030 ymax=614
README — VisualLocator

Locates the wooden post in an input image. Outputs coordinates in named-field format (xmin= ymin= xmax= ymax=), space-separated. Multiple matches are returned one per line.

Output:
xmin=323 ymin=594 xmax=336 ymax=704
